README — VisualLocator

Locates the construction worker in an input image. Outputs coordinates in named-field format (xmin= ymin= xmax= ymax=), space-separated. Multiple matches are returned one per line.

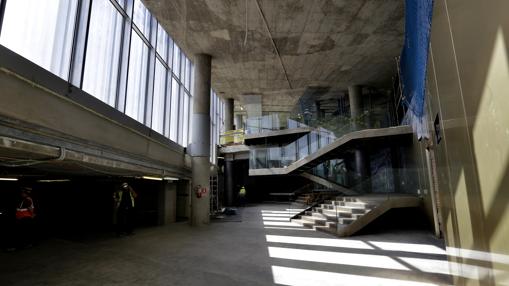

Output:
xmin=113 ymin=182 xmax=137 ymax=236
xmin=9 ymin=188 xmax=36 ymax=251
xmin=238 ymin=186 xmax=246 ymax=206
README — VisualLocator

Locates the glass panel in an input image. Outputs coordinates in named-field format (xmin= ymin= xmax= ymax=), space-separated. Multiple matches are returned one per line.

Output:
xmin=190 ymin=63 xmax=195 ymax=95
xmin=178 ymin=86 xmax=185 ymax=145
xmin=182 ymin=94 xmax=190 ymax=146
xmin=172 ymin=43 xmax=180 ymax=78
xmin=125 ymin=33 xmax=149 ymax=122
xmin=0 ymin=0 xmax=78 ymax=79
xmin=185 ymin=58 xmax=192 ymax=90
xmin=163 ymin=74 xmax=171 ymax=137
xmin=169 ymin=77 xmax=179 ymax=141
xmin=82 ymin=0 xmax=123 ymax=107
xmin=180 ymin=52 xmax=186 ymax=84
xmin=133 ymin=0 xmax=151 ymax=37
xmin=151 ymin=60 xmax=166 ymax=134
xmin=168 ymin=37 xmax=174 ymax=69
xmin=188 ymin=94 xmax=194 ymax=143
xmin=156 ymin=23 xmax=168 ymax=62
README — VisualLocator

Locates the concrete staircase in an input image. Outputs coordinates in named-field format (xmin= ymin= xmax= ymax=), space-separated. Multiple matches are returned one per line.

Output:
xmin=292 ymin=191 xmax=341 ymax=207
xmin=291 ymin=194 xmax=421 ymax=237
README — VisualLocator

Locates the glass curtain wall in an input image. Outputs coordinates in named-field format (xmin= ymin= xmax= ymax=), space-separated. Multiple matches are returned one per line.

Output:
xmin=0 ymin=0 xmax=78 ymax=79
xmin=0 ymin=0 xmax=196 ymax=148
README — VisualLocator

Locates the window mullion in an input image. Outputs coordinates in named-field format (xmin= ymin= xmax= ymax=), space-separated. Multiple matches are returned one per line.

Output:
xmin=144 ymin=16 xmax=157 ymax=127
xmin=69 ymin=0 xmax=92 ymax=87
xmin=116 ymin=0 xmax=134 ymax=112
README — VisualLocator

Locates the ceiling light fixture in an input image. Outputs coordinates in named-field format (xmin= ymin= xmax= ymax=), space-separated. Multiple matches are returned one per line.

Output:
xmin=37 ymin=179 xmax=71 ymax=183
xmin=0 ymin=177 xmax=18 ymax=181
xmin=141 ymin=176 xmax=163 ymax=181
xmin=163 ymin=177 xmax=179 ymax=181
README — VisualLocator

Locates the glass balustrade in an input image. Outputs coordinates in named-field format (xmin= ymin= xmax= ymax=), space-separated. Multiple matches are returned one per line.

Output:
xmin=245 ymin=114 xmax=306 ymax=134
xmin=248 ymin=106 xmax=400 ymax=171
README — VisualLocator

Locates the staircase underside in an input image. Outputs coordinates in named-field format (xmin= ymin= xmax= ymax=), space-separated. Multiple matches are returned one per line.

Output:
xmin=299 ymin=172 xmax=357 ymax=196
xmin=291 ymin=194 xmax=421 ymax=237
xmin=244 ymin=127 xmax=312 ymax=146
xmin=249 ymin=125 xmax=412 ymax=176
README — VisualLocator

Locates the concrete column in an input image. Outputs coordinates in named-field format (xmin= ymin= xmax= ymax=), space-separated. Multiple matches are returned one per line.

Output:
xmin=224 ymin=99 xmax=235 ymax=206
xmin=225 ymin=98 xmax=234 ymax=131
xmin=189 ymin=54 xmax=212 ymax=226
xmin=225 ymin=158 xmax=235 ymax=206
xmin=348 ymin=85 xmax=369 ymax=191
xmin=158 ymin=181 xmax=177 ymax=225
xmin=348 ymin=85 xmax=363 ymax=129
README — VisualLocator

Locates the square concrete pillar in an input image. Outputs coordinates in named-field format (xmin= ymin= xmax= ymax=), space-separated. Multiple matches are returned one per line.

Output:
xmin=158 ymin=181 xmax=177 ymax=225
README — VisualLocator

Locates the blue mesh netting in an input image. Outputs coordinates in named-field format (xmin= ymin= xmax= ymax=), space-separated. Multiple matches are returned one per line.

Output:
xmin=400 ymin=0 xmax=434 ymax=139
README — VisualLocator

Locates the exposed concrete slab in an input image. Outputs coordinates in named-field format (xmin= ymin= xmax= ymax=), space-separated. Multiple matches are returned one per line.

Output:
xmin=144 ymin=0 xmax=405 ymax=109
xmin=220 ymin=144 xmax=250 ymax=154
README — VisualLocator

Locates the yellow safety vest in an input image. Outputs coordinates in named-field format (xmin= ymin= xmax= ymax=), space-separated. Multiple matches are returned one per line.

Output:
xmin=115 ymin=190 xmax=135 ymax=208
xmin=239 ymin=187 xmax=246 ymax=196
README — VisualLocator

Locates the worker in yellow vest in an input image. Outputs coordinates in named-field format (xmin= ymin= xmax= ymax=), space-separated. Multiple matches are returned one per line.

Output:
xmin=113 ymin=182 xmax=137 ymax=236
xmin=238 ymin=186 xmax=246 ymax=206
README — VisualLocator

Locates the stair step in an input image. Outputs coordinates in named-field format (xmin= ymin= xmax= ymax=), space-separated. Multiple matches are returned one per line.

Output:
xmin=321 ymin=209 xmax=353 ymax=218
xmin=291 ymin=219 xmax=314 ymax=228
xmin=337 ymin=218 xmax=356 ymax=225
xmin=343 ymin=202 xmax=373 ymax=208
xmin=301 ymin=215 xmax=327 ymax=225
xmin=311 ymin=212 xmax=327 ymax=219
xmin=336 ymin=206 xmax=366 ymax=214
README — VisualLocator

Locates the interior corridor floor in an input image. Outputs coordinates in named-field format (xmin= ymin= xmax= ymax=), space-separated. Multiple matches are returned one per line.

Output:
xmin=0 ymin=204 xmax=453 ymax=286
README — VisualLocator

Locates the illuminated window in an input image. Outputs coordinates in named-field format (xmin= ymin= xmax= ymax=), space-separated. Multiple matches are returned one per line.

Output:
xmin=82 ymin=0 xmax=123 ymax=107
xmin=0 ymin=0 xmax=78 ymax=79
xmin=125 ymin=33 xmax=149 ymax=122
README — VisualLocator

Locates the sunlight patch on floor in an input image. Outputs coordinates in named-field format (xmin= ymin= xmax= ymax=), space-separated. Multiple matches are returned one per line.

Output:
xmin=271 ymin=266 xmax=443 ymax=286
xmin=266 ymin=235 xmax=373 ymax=250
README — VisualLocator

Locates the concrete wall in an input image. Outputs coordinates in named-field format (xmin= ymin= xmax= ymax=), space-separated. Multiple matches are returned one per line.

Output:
xmin=424 ymin=1 xmax=509 ymax=284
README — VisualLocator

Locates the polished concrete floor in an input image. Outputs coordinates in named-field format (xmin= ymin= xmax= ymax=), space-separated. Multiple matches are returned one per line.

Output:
xmin=0 ymin=204 xmax=452 ymax=286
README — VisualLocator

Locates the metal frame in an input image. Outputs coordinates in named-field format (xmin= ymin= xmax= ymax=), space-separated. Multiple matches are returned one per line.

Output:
xmin=69 ymin=0 xmax=92 ymax=87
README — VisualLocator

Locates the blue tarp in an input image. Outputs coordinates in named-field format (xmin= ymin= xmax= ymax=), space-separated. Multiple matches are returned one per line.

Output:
xmin=400 ymin=0 xmax=434 ymax=139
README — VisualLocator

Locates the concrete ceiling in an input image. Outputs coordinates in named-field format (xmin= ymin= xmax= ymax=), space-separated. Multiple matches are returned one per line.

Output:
xmin=144 ymin=0 xmax=404 ymax=111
